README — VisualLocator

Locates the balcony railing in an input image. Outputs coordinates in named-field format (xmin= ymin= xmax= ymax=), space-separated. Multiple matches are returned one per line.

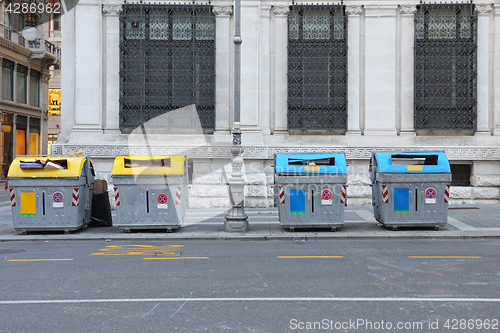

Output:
xmin=28 ymin=37 xmax=61 ymax=61
xmin=18 ymin=34 xmax=25 ymax=47
xmin=4 ymin=27 xmax=12 ymax=41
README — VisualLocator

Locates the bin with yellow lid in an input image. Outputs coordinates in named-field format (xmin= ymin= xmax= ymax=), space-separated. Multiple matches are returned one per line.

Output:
xmin=111 ymin=155 xmax=187 ymax=232
xmin=7 ymin=155 xmax=95 ymax=234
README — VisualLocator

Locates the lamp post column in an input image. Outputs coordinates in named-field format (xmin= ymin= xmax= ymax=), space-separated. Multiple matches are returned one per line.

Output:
xmin=224 ymin=0 xmax=248 ymax=232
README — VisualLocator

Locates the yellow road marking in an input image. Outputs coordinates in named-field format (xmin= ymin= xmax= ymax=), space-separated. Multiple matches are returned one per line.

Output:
xmin=277 ymin=256 xmax=343 ymax=259
xmin=6 ymin=259 xmax=74 ymax=262
xmin=409 ymin=256 xmax=482 ymax=259
xmin=91 ymin=245 xmax=184 ymax=256
xmin=143 ymin=257 xmax=209 ymax=260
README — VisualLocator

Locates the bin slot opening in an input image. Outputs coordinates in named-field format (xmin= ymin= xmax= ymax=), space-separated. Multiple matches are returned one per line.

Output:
xmin=19 ymin=159 xmax=68 ymax=170
xmin=288 ymin=158 xmax=335 ymax=166
xmin=124 ymin=158 xmax=170 ymax=168
xmin=390 ymin=155 xmax=438 ymax=166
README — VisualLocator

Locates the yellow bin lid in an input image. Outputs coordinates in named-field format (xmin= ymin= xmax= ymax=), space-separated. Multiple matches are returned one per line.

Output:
xmin=7 ymin=156 xmax=88 ymax=178
xmin=112 ymin=156 xmax=186 ymax=176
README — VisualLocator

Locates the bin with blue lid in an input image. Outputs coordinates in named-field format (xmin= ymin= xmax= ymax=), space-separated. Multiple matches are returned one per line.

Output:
xmin=274 ymin=153 xmax=347 ymax=231
xmin=7 ymin=155 xmax=95 ymax=234
xmin=370 ymin=151 xmax=451 ymax=230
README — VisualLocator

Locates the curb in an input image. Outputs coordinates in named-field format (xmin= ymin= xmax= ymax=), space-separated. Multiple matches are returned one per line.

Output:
xmin=1 ymin=231 xmax=500 ymax=242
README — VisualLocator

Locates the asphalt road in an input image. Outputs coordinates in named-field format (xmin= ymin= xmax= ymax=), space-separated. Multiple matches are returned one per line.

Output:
xmin=1 ymin=239 xmax=500 ymax=332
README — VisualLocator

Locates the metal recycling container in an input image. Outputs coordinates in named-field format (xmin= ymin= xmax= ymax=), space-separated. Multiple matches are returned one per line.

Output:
xmin=8 ymin=155 xmax=95 ymax=234
xmin=111 ymin=155 xmax=187 ymax=232
xmin=370 ymin=151 xmax=452 ymax=230
xmin=274 ymin=153 xmax=347 ymax=231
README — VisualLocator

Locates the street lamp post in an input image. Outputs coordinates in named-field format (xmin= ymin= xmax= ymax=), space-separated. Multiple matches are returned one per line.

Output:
xmin=224 ymin=0 xmax=248 ymax=232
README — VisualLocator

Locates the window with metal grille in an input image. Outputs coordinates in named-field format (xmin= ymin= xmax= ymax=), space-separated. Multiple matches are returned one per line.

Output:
xmin=119 ymin=4 xmax=215 ymax=132
xmin=450 ymin=164 xmax=471 ymax=186
xmin=414 ymin=3 xmax=477 ymax=131
xmin=287 ymin=4 xmax=347 ymax=131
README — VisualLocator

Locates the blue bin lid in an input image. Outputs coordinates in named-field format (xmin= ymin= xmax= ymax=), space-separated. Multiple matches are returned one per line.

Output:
xmin=373 ymin=151 xmax=451 ymax=173
xmin=275 ymin=153 xmax=347 ymax=174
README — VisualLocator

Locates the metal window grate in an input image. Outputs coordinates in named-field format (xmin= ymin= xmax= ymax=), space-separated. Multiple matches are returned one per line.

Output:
xmin=287 ymin=4 xmax=348 ymax=131
xmin=119 ymin=3 xmax=216 ymax=132
xmin=450 ymin=164 xmax=471 ymax=187
xmin=414 ymin=3 xmax=477 ymax=131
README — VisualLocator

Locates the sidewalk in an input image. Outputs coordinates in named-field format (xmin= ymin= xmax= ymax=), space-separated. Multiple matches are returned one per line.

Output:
xmin=1 ymin=189 xmax=499 ymax=241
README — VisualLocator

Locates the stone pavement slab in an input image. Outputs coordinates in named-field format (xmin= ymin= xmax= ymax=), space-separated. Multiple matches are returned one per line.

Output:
xmin=0 ymin=184 xmax=499 ymax=242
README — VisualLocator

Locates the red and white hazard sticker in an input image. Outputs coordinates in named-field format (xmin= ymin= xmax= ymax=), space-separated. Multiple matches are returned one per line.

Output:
xmin=279 ymin=186 xmax=285 ymax=205
xmin=175 ymin=187 xmax=182 ymax=205
xmin=10 ymin=188 xmax=16 ymax=207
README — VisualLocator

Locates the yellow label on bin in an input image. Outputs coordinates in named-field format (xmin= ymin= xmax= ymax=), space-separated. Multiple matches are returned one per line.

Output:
xmin=20 ymin=192 xmax=36 ymax=216
xmin=407 ymin=165 xmax=423 ymax=171
xmin=304 ymin=165 xmax=320 ymax=172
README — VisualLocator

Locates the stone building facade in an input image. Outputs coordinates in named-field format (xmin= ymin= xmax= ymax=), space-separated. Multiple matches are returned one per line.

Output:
xmin=53 ymin=0 xmax=500 ymax=207
xmin=1 ymin=3 xmax=58 ymax=179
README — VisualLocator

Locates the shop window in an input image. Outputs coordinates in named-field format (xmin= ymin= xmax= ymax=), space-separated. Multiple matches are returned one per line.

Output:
xmin=1 ymin=113 xmax=13 ymax=179
xmin=15 ymin=115 xmax=27 ymax=156
xmin=47 ymin=134 xmax=57 ymax=154
xmin=28 ymin=118 xmax=39 ymax=155
xmin=49 ymin=88 xmax=61 ymax=115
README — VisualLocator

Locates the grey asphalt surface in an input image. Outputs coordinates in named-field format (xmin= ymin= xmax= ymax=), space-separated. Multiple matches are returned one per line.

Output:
xmin=1 ymin=239 xmax=500 ymax=332
xmin=1 ymin=188 xmax=500 ymax=241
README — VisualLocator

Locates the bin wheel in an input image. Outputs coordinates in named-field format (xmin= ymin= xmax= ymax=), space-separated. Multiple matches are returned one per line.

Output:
xmin=331 ymin=227 xmax=337 ymax=232
xmin=434 ymin=226 xmax=440 ymax=231
xmin=64 ymin=230 xmax=70 ymax=235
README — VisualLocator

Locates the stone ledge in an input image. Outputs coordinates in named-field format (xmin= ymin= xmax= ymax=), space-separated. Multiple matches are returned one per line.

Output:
xmin=450 ymin=187 xmax=472 ymax=199
xmin=472 ymin=187 xmax=500 ymax=200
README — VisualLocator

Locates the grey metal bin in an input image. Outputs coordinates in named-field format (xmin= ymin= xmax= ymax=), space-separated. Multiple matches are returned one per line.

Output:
xmin=111 ymin=155 xmax=187 ymax=232
xmin=370 ymin=151 xmax=451 ymax=230
xmin=275 ymin=153 xmax=347 ymax=231
xmin=8 ymin=155 xmax=95 ymax=234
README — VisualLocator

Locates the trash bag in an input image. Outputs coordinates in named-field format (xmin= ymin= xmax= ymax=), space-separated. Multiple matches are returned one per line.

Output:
xmin=90 ymin=192 xmax=113 ymax=227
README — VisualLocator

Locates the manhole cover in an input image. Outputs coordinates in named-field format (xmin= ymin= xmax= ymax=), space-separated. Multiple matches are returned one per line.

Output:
xmin=0 ymin=249 xmax=25 ymax=254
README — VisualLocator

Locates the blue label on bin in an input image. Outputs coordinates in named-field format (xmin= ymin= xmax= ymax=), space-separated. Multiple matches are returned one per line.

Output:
xmin=290 ymin=189 xmax=306 ymax=214
xmin=394 ymin=188 xmax=410 ymax=212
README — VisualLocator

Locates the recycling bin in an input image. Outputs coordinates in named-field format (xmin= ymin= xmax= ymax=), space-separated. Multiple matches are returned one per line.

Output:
xmin=8 ymin=155 xmax=95 ymax=234
xmin=111 ymin=155 xmax=187 ymax=232
xmin=370 ymin=151 xmax=451 ymax=230
xmin=274 ymin=153 xmax=347 ymax=231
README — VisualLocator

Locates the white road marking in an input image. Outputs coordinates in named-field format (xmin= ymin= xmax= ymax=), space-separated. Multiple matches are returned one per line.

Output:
xmin=1 ymin=297 xmax=500 ymax=305
xmin=447 ymin=217 xmax=478 ymax=231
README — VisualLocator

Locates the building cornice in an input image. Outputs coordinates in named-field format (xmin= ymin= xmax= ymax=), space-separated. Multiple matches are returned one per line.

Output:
xmin=102 ymin=4 xmax=122 ymax=15
xmin=0 ymin=38 xmax=32 ymax=58
xmin=51 ymin=144 xmax=500 ymax=161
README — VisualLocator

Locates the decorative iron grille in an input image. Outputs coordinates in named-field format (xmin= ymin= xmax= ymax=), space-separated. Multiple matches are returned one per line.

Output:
xmin=119 ymin=3 xmax=215 ymax=131
xmin=414 ymin=3 xmax=477 ymax=131
xmin=287 ymin=4 xmax=348 ymax=131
